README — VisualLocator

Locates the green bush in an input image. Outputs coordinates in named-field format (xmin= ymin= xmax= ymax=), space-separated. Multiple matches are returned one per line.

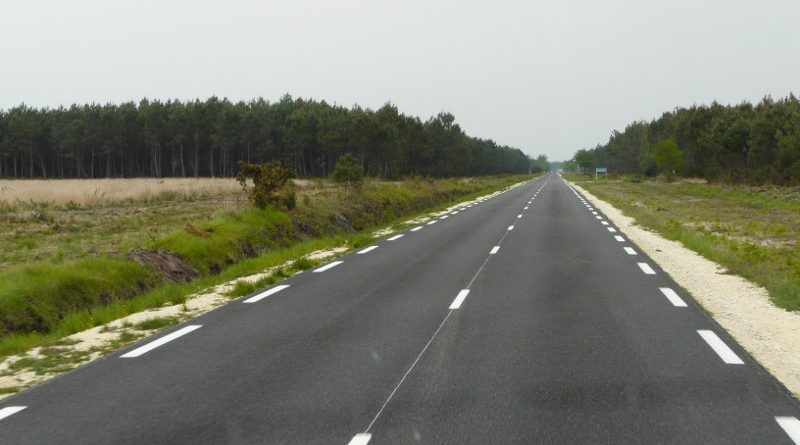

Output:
xmin=236 ymin=161 xmax=297 ymax=209
xmin=331 ymin=154 xmax=365 ymax=187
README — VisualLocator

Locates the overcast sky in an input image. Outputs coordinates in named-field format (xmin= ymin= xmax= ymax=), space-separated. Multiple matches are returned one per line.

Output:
xmin=1 ymin=0 xmax=798 ymax=160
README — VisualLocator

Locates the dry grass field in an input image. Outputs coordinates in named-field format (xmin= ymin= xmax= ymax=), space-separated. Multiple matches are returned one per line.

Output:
xmin=0 ymin=178 xmax=247 ymax=270
xmin=0 ymin=178 xmax=243 ymax=209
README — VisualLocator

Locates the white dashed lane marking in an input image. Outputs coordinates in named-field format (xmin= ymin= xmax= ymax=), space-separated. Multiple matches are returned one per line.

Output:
xmin=637 ymin=263 xmax=656 ymax=275
xmin=623 ymin=247 xmax=636 ymax=255
xmin=120 ymin=325 xmax=202 ymax=358
xmin=490 ymin=246 xmax=500 ymax=254
xmin=243 ymin=284 xmax=290 ymax=303
xmin=659 ymin=287 xmax=687 ymax=307
xmin=314 ymin=261 xmax=344 ymax=273
xmin=449 ymin=289 xmax=471 ymax=309
xmin=411 ymin=226 xmax=423 ymax=232
xmin=614 ymin=235 xmax=625 ymax=242
xmin=348 ymin=433 xmax=372 ymax=445
xmin=357 ymin=246 xmax=379 ymax=254
xmin=776 ymin=417 xmax=800 ymax=444
xmin=387 ymin=234 xmax=404 ymax=241
xmin=0 ymin=406 xmax=26 ymax=421
xmin=698 ymin=330 xmax=744 ymax=364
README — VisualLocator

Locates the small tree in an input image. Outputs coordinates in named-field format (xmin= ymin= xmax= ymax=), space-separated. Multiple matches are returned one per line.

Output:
xmin=653 ymin=138 xmax=685 ymax=181
xmin=236 ymin=161 xmax=296 ymax=209
xmin=574 ymin=149 xmax=595 ymax=174
xmin=331 ymin=153 xmax=364 ymax=187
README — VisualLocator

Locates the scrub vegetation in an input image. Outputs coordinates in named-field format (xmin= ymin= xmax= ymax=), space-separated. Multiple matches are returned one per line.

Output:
xmin=0 ymin=174 xmax=531 ymax=358
xmin=568 ymin=174 xmax=800 ymax=311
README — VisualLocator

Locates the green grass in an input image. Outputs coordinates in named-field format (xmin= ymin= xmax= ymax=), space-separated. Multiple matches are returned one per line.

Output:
xmin=568 ymin=174 xmax=800 ymax=311
xmin=0 ymin=175 xmax=533 ymax=359
xmin=134 ymin=317 xmax=179 ymax=331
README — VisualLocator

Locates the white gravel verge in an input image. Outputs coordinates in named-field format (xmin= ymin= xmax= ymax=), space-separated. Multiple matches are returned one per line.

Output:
xmin=570 ymin=180 xmax=800 ymax=397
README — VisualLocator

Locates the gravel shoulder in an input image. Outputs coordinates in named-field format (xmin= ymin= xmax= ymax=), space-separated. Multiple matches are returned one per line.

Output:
xmin=570 ymin=180 xmax=800 ymax=397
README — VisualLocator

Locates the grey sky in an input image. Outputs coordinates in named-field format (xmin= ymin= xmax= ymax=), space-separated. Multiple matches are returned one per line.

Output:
xmin=1 ymin=0 xmax=798 ymax=161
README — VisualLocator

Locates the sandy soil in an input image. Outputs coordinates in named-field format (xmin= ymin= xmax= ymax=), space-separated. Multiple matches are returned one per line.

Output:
xmin=570 ymin=180 xmax=800 ymax=397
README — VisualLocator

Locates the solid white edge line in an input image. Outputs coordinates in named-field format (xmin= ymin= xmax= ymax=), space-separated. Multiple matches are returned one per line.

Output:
xmin=659 ymin=287 xmax=687 ymax=307
xmin=623 ymin=247 xmax=636 ymax=255
xmin=614 ymin=235 xmax=625 ymax=242
xmin=776 ymin=417 xmax=800 ymax=444
xmin=120 ymin=325 xmax=202 ymax=358
xmin=348 ymin=433 xmax=372 ymax=445
xmin=490 ymin=246 xmax=500 ymax=254
xmin=411 ymin=226 xmax=423 ymax=232
xmin=697 ymin=330 xmax=744 ymax=364
xmin=243 ymin=284 xmax=290 ymax=303
xmin=0 ymin=406 xmax=26 ymax=421
xmin=313 ymin=261 xmax=344 ymax=273
xmin=637 ymin=263 xmax=656 ymax=275
xmin=387 ymin=234 xmax=404 ymax=241
xmin=449 ymin=289 xmax=471 ymax=309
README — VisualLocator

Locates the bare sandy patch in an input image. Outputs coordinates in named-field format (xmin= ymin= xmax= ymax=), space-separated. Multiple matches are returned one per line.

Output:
xmin=569 ymin=180 xmax=800 ymax=397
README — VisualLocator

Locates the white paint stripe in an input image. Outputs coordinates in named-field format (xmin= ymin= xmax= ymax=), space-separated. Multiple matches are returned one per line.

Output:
xmin=387 ymin=234 xmax=404 ymax=241
xmin=0 ymin=406 xmax=26 ymax=421
xmin=614 ymin=235 xmax=625 ymax=242
xmin=601 ymin=221 xmax=609 ymax=225
xmin=440 ymin=215 xmax=449 ymax=219
xmin=595 ymin=216 xmax=602 ymax=219
xmin=659 ymin=287 xmax=687 ymax=307
xmin=490 ymin=246 xmax=500 ymax=254
xmin=314 ymin=261 xmax=343 ymax=273
xmin=608 ymin=227 xmax=617 ymax=232
xmin=776 ymin=417 xmax=800 ymax=444
xmin=357 ymin=246 xmax=379 ymax=255
xmin=524 ymin=206 xmax=529 ymax=210
xmin=120 ymin=325 xmax=202 ymax=358
xmin=243 ymin=284 xmax=290 ymax=303
xmin=623 ymin=247 xmax=636 ymax=255
xmin=698 ymin=330 xmax=744 ymax=364
xmin=592 ymin=211 xmax=598 ymax=215
xmin=449 ymin=289 xmax=471 ymax=309
xmin=451 ymin=211 xmax=459 ymax=215
xmin=411 ymin=226 xmax=423 ymax=232
xmin=426 ymin=220 xmax=437 ymax=225
xmin=348 ymin=433 xmax=372 ymax=445
xmin=508 ymin=225 xmax=514 ymax=231
xmin=517 ymin=214 xmax=522 ymax=218
xmin=637 ymin=262 xmax=656 ymax=275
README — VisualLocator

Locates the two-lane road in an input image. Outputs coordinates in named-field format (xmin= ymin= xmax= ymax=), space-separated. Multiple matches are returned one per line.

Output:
xmin=1 ymin=173 xmax=798 ymax=444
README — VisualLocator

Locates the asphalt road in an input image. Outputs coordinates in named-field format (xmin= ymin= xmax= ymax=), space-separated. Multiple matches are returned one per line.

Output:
xmin=1 ymin=173 xmax=799 ymax=444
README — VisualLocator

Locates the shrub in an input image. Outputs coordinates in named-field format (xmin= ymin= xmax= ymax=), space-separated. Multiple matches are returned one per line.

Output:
xmin=331 ymin=154 xmax=365 ymax=187
xmin=236 ymin=161 xmax=296 ymax=209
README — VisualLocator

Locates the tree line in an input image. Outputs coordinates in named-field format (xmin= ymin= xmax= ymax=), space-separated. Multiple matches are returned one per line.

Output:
xmin=0 ymin=96 xmax=532 ymax=179
xmin=567 ymin=95 xmax=800 ymax=184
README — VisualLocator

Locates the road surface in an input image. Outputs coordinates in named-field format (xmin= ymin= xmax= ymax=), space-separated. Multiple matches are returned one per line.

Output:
xmin=1 ymin=173 xmax=799 ymax=444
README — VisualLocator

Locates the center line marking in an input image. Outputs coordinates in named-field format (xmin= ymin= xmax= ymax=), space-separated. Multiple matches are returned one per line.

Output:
xmin=120 ymin=325 xmax=202 ymax=358
xmin=348 ymin=433 xmax=372 ymax=445
xmin=411 ymin=226 xmax=423 ymax=232
xmin=387 ymin=234 xmax=404 ymax=241
xmin=243 ymin=284 xmax=290 ymax=303
xmin=776 ymin=417 xmax=800 ymax=444
xmin=623 ymin=247 xmax=636 ymax=255
xmin=659 ymin=287 xmax=687 ymax=307
xmin=490 ymin=246 xmax=500 ymax=254
xmin=508 ymin=225 xmax=514 ymax=230
xmin=357 ymin=246 xmax=379 ymax=254
xmin=637 ymin=263 xmax=656 ymax=274
xmin=449 ymin=289 xmax=471 ymax=309
xmin=314 ymin=261 xmax=343 ymax=273
xmin=698 ymin=330 xmax=744 ymax=364
xmin=614 ymin=235 xmax=625 ymax=242
xmin=0 ymin=406 xmax=26 ymax=421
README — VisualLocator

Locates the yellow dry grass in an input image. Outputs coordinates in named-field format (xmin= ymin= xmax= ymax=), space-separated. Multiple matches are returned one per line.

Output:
xmin=0 ymin=178 xmax=242 ymax=207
